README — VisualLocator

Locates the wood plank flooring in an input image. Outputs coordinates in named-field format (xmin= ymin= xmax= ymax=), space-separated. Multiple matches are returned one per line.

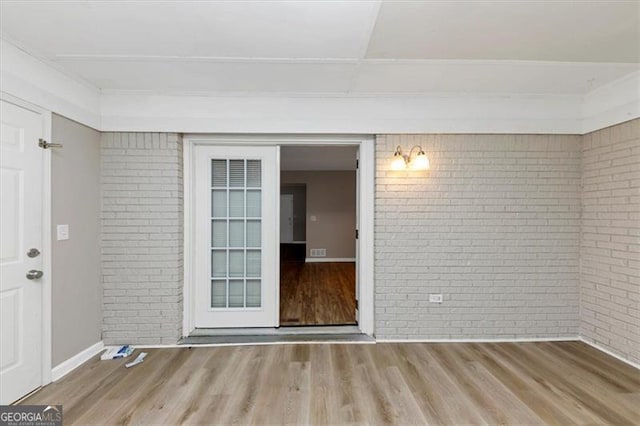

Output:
xmin=280 ymin=261 xmax=356 ymax=326
xmin=22 ymin=342 xmax=640 ymax=425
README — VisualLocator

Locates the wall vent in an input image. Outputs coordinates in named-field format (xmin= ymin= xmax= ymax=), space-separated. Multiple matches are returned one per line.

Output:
xmin=310 ymin=248 xmax=326 ymax=257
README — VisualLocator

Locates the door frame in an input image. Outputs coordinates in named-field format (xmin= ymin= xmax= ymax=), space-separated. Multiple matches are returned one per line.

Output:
xmin=183 ymin=134 xmax=375 ymax=336
xmin=0 ymin=92 xmax=53 ymax=386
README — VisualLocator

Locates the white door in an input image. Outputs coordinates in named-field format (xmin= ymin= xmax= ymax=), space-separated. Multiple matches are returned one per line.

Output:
xmin=194 ymin=145 xmax=279 ymax=328
xmin=280 ymin=194 xmax=294 ymax=243
xmin=0 ymin=100 xmax=44 ymax=404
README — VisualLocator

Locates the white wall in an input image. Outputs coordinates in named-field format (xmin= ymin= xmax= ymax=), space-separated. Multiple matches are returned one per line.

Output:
xmin=281 ymin=171 xmax=357 ymax=260
xmin=375 ymin=134 xmax=582 ymax=340
xmin=101 ymin=133 xmax=183 ymax=345
xmin=99 ymin=93 xmax=582 ymax=134
xmin=580 ymin=118 xmax=640 ymax=365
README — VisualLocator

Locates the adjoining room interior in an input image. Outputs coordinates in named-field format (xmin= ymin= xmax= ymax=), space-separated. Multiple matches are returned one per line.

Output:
xmin=279 ymin=146 xmax=358 ymax=327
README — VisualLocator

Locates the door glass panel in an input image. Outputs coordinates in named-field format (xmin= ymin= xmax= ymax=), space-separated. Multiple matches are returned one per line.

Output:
xmin=247 ymin=160 xmax=261 ymax=187
xmin=246 ymin=280 xmax=261 ymax=307
xmin=246 ymin=190 xmax=261 ymax=217
xmin=229 ymin=250 xmax=244 ymax=277
xmin=211 ymin=220 xmax=226 ymax=247
xmin=212 ymin=190 xmax=226 ymax=217
xmin=229 ymin=160 xmax=244 ymax=187
xmin=246 ymin=220 xmax=261 ymax=247
xmin=229 ymin=280 xmax=244 ymax=307
xmin=210 ymin=158 xmax=262 ymax=309
xmin=211 ymin=251 xmax=226 ymax=277
xmin=211 ymin=160 xmax=227 ymax=186
xmin=211 ymin=280 xmax=227 ymax=308
xmin=229 ymin=190 xmax=244 ymax=217
xmin=246 ymin=250 xmax=261 ymax=277
xmin=229 ymin=220 xmax=244 ymax=247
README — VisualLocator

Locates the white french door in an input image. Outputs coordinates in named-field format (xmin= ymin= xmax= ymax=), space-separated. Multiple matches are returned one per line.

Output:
xmin=0 ymin=100 xmax=44 ymax=403
xmin=194 ymin=145 xmax=278 ymax=328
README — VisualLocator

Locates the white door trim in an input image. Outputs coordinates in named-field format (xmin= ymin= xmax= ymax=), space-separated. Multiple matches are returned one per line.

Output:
xmin=0 ymin=92 xmax=52 ymax=386
xmin=183 ymin=134 xmax=375 ymax=337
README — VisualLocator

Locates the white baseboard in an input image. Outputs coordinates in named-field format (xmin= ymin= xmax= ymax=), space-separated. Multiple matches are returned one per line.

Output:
xmin=376 ymin=336 xmax=580 ymax=343
xmin=133 ymin=340 xmax=376 ymax=349
xmin=137 ymin=336 xmax=581 ymax=349
xmin=579 ymin=337 xmax=640 ymax=370
xmin=51 ymin=341 xmax=104 ymax=382
xmin=305 ymin=257 xmax=356 ymax=263
xmin=99 ymin=337 xmax=638 ymax=371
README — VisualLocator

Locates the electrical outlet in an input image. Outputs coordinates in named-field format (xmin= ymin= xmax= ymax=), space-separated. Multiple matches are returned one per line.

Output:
xmin=429 ymin=294 xmax=443 ymax=303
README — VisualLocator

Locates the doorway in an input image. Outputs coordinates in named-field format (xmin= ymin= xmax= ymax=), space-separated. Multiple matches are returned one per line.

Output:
xmin=183 ymin=135 xmax=375 ymax=337
xmin=279 ymin=185 xmax=306 ymax=263
xmin=279 ymin=146 xmax=358 ymax=327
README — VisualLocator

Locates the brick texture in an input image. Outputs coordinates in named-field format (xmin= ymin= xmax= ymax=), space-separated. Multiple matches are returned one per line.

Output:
xmin=580 ymin=119 xmax=640 ymax=364
xmin=375 ymin=134 xmax=582 ymax=339
xmin=101 ymin=133 xmax=183 ymax=345
xmin=96 ymin=129 xmax=638 ymax=361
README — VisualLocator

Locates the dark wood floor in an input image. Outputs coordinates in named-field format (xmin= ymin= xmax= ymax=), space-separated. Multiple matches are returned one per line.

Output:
xmin=279 ymin=261 xmax=356 ymax=326
xmin=22 ymin=342 xmax=640 ymax=425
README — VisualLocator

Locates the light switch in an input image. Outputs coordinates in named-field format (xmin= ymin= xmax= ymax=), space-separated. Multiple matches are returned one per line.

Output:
xmin=57 ymin=224 xmax=69 ymax=241
xmin=310 ymin=215 xmax=317 ymax=222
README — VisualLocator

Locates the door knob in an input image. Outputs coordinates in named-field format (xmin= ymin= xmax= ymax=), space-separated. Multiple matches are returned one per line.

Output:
xmin=26 ymin=270 xmax=43 ymax=280
xmin=27 ymin=248 xmax=40 ymax=258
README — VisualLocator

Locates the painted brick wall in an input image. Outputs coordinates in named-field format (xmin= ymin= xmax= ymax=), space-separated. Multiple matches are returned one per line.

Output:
xmin=101 ymin=133 xmax=183 ymax=345
xmin=580 ymin=119 xmax=640 ymax=364
xmin=375 ymin=134 xmax=582 ymax=340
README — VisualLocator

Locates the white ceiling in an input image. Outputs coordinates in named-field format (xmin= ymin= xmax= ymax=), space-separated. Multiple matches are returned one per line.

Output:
xmin=1 ymin=1 xmax=639 ymax=96
xmin=367 ymin=1 xmax=640 ymax=62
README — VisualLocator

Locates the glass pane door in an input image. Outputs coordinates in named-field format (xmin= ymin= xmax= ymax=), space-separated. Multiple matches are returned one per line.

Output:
xmin=194 ymin=145 xmax=278 ymax=328
xmin=210 ymin=159 xmax=262 ymax=309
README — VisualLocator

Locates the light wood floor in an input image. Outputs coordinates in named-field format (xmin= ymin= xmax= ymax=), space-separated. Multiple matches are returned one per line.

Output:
xmin=280 ymin=261 xmax=356 ymax=326
xmin=22 ymin=342 xmax=639 ymax=425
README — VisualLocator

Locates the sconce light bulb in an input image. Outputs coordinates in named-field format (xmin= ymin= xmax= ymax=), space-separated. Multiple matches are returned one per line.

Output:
xmin=391 ymin=154 xmax=407 ymax=171
xmin=411 ymin=152 xmax=430 ymax=170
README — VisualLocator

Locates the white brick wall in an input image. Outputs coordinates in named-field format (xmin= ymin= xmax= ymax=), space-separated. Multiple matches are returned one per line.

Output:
xmin=375 ymin=134 xmax=582 ymax=339
xmin=96 ymin=128 xmax=637 ymax=357
xmin=101 ymin=133 xmax=183 ymax=345
xmin=580 ymin=119 xmax=640 ymax=364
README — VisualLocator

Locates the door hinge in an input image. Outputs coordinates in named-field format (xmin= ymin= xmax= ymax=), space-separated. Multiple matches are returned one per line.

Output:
xmin=355 ymin=229 xmax=359 ymax=240
xmin=355 ymin=299 xmax=359 ymax=310
xmin=356 ymin=159 xmax=359 ymax=169
xmin=38 ymin=139 xmax=63 ymax=149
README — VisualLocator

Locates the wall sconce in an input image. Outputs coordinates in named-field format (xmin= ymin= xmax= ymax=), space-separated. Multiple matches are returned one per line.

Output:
xmin=391 ymin=145 xmax=430 ymax=171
